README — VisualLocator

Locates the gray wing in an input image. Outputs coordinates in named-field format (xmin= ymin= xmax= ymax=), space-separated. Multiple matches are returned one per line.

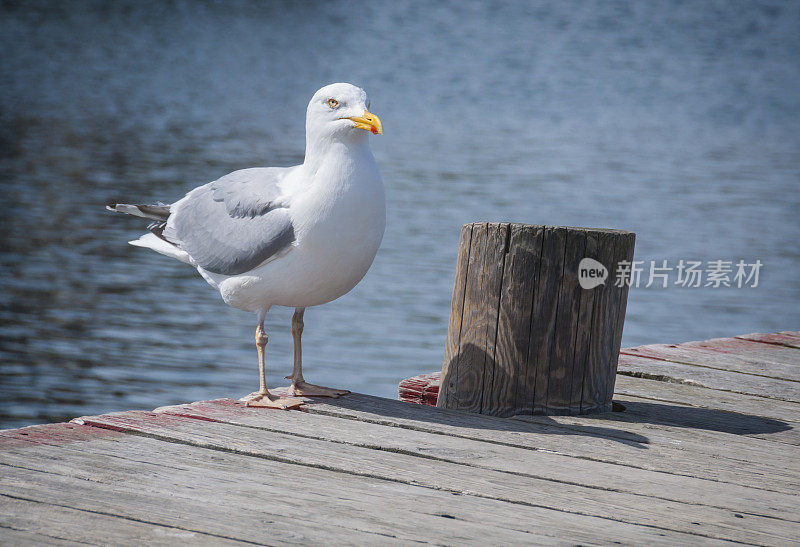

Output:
xmin=164 ymin=167 xmax=296 ymax=276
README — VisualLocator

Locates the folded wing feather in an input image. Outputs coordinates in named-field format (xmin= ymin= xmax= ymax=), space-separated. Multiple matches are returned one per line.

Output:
xmin=163 ymin=168 xmax=297 ymax=276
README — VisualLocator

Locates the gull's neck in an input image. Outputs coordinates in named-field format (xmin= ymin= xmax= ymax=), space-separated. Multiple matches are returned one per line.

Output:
xmin=303 ymin=134 xmax=371 ymax=177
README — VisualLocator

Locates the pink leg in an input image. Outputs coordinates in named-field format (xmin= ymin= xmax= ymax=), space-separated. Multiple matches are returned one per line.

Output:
xmin=286 ymin=307 xmax=350 ymax=398
xmin=244 ymin=314 xmax=305 ymax=410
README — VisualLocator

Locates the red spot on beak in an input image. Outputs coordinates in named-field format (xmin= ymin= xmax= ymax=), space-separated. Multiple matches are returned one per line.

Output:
xmin=371 ymin=126 xmax=378 ymax=134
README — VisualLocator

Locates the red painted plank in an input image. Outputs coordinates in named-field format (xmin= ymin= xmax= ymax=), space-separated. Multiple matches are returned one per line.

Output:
xmin=0 ymin=422 xmax=124 ymax=449
xmin=152 ymin=398 xmax=250 ymax=420
xmin=72 ymin=410 xmax=228 ymax=437
xmin=683 ymin=337 xmax=772 ymax=354
xmin=398 ymin=373 xmax=441 ymax=406
xmin=682 ymin=337 xmax=800 ymax=365
xmin=736 ymin=332 xmax=800 ymax=350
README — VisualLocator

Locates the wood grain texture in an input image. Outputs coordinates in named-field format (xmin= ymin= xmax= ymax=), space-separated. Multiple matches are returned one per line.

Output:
xmin=5 ymin=327 xmax=800 ymax=546
xmin=529 ymin=227 xmax=567 ymax=414
xmin=617 ymin=353 xmax=800 ymax=402
xmin=605 ymin=231 xmax=636 ymax=405
xmin=0 ymin=426 xmax=549 ymax=545
xmin=738 ymin=331 xmax=800 ymax=349
xmin=609 ymin=394 xmax=800 ymax=446
xmin=455 ymin=224 xmax=506 ymax=413
xmin=3 ymin=367 xmax=799 ymax=547
xmin=2 ymin=427 xmax=739 ymax=547
xmin=61 ymin=406 xmax=800 ymax=543
xmin=0 ymin=495 xmax=245 ymax=546
xmin=546 ymin=228 xmax=585 ymax=414
xmin=613 ymin=374 xmax=800 ymax=425
xmin=438 ymin=223 xmax=474 ymax=409
xmin=439 ymin=223 xmax=508 ymax=414
xmin=452 ymin=223 xmax=488 ymax=413
xmin=159 ymin=397 xmax=800 ymax=502
xmin=400 ymin=371 xmax=800 ymax=440
xmin=489 ymin=225 xmax=542 ymax=416
xmin=581 ymin=230 xmax=617 ymax=413
xmin=303 ymin=394 xmax=800 ymax=494
xmin=478 ymin=223 xmax=511 ymax=413
xmin=683 ymin=336 xmax=800 ymax=367
xmin=569 ymin=230 xmax=599 ymax=414
xmin=440 ymin=223 xmax=634 ymax=416
xmin=398 ymin=372 xmax=439 ymax=405
xmin=623 ymin=342 xmax=800 ymax=381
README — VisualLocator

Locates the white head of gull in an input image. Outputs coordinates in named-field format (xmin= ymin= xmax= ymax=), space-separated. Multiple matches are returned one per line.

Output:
xmin=108 ymin=83 xmax=385 ymax=409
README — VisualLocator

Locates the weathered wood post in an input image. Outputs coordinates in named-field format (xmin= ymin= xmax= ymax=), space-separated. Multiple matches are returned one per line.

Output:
xmin=438 ymin=223 xmax=635 ymax=416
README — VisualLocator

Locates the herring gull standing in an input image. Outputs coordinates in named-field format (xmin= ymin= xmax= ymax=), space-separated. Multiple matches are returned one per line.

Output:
xmin=107 ymin=83 xmax=385 ymax=409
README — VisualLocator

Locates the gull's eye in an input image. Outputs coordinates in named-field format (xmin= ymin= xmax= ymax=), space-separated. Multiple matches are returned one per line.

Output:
xmin=327 ymin=98 xmax=339 ymax=108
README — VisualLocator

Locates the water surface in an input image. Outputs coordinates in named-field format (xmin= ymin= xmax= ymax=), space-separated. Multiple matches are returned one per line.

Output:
xmin=1 ymin=1 xmax=799 ymax=428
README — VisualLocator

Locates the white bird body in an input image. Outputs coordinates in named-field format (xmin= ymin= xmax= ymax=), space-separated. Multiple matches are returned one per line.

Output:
xmin=112 ymin=83 xmax=385 ymax=408
xmin=204 ymin=144 xmax=384 ymax=311
xmin=128 ymin=84 xmax=386 ymax=312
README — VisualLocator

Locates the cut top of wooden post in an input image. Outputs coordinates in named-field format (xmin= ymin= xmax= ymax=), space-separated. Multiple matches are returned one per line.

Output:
xmin=438 ymin=223 xmax=635 ymax=417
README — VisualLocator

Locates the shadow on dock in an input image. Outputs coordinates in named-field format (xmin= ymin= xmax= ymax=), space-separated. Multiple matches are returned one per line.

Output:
xmin=595 ymin=399 xmax=793 ymax=436
xmin=311 ymin=393 xmax=655 ymax=448
xmin=394 ymin=340 xmax=793 ymax=449
xmin=315 ymin=394 xmax=791 ymax=451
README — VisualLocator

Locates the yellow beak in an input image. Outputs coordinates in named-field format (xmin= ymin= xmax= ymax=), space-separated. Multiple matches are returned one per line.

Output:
xmin=346 ymin=110 xmax=383 ymax=135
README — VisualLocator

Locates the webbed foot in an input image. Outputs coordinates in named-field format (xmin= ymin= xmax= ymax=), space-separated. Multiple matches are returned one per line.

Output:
xmin=287 ymin=380 xmax=350 ymax=398
xmin=242 ymin=391 xmax=305 ymax=410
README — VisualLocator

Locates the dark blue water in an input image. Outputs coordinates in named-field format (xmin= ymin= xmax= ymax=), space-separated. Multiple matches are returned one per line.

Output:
xmin=2 ymin=0 xmax=799 ymax=429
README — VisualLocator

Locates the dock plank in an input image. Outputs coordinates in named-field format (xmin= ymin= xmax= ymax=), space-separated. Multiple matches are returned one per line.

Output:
xmin=0 ymin=525 xmax=85 ymax=547
xmin=3 ymin=329 xmax=800 ymax=545
xmin=153 ymin=398 xmax=799 ymax=521
xmin=738 ymin=331 xmax=800 ymax=349
xmin=513 ymin=397 xmax=799 ymax=446
xmin=617 ymin=354 xmax=800 ymax=402
xmin=0 ymin=423 xmax=726 ymax=546
xmin=58 ymin=409 xmax=793 ymax=544
xmin=614 ymin=374 xmax=800 ymax=424
xmin=297 ymin=394 xmax=800 ymax=494
xmin=0 ymin=494 xmax=245 ymax=546
xmin=622 ymin=343 xmax=800 ymax=381
xmin=0 ymin=429 xmax=559 ymax=545
xmin=683 ymin=337 xmax=800 ymax=368
xmin=401 ymin=371 xmax=800 ymax=445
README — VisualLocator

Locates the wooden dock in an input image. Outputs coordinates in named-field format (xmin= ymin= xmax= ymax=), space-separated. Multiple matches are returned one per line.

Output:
xmin=2 ymin=331 xmax=799 ymax=545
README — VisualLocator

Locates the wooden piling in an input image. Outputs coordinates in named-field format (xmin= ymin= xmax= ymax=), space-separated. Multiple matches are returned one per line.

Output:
xmin=438 ymin=223 xmax=635 ymax=416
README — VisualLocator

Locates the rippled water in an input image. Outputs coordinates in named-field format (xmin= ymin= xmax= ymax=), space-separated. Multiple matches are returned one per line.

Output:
xmin=1 ymin=1 xmax=799 ymax=428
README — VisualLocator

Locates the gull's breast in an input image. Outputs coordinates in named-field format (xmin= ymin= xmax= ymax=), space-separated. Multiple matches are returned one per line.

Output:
xmin=292 ymin=167 xmax=386 ymax=300
xmin=214 ymin=158 xmax=386 ymax=310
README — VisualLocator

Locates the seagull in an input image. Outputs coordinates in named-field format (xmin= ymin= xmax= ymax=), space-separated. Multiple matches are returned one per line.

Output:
xmin=107 ymin=83 xmax=385 ymax=410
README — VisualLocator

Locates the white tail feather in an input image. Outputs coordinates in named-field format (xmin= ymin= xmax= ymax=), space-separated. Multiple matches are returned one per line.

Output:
xmin=129 ymin=233 xmax=192 ymax=265
xmin=108 ymin=204 xmax=148 ymax=218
